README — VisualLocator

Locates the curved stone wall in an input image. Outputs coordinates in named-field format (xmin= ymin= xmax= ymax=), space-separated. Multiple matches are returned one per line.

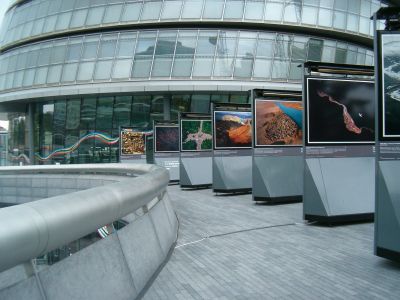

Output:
xmin=0 ymin=164 xmax=178 ymax=300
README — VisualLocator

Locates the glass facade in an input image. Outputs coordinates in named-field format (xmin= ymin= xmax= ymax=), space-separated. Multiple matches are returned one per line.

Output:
xmin=7 ymin=92 xmax=249 ymax=165
xmin=0 ymin=29 xmax=374 ymax=92
xmin=0 ymin=0 xmax=382 ymax=166
xmin=0 ymin=0 xmax=385 ymax=49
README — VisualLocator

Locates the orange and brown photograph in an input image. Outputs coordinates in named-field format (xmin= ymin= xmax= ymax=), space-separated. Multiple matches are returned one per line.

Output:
xmin=255 ymin=100 xmax=303 ymax=147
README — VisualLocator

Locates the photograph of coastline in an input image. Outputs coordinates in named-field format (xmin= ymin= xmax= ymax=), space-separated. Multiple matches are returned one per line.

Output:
xmin=155 ymin=125 xmax=179 ymax=152
xmin=181 ymin=119 xmax=212 ymax=151
xmin=255 ymin=100 xmax=303 ymax=146
xmin=214 ymin=111 xmax=252 ymax=149
xmin=120 ymin=129 xmax=146 ymax=155
xmin=306 ymin=78 xmax=374 ymax=144
xmin=381 ymin=33 xmax=400 ymax=138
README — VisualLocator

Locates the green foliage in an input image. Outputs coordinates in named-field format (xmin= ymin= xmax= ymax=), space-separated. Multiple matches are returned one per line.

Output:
xmin=182 ymin=140 xmax=197 ymax=150
xmin=201 ymin=139 xmax=212 ymax=150
xmin=182 ymin=120 xmax=200 ymax=135
xmin=202 ymin=120 xmax=212 ymax=135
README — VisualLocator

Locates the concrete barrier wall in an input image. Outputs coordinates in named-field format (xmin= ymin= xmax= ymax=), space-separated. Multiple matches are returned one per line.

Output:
xmin=0 ymin=196 xmax=178 ymax=300
xmin=0 ymin=164 xmax=178 ymax=300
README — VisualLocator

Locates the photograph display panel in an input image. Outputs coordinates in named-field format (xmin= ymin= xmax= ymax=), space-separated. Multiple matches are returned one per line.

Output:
xmin=306 ymin=78 xmax=375 ymax=145
xmin=180 ymin=119 xmax=212 ymax=152
xmin=155 ymin=125 xmax=179 ymax=153
xmin=214 ymin=110 xmax=252 ymax=149
xmin=120 ymin=128 xmax=146 ymax=155
xmin=381 ymin=33 xmax=400 ymax=138
xmin=255 ymin=99 xmax=303 ymax=147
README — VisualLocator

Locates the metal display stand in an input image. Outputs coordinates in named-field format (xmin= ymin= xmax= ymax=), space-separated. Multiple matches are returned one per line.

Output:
xmin=179 ymin=113 xmax=212 ymax=189
xmin=153 ymin=121 xmax=180 ymax=183
xmin=119 ymin=127 xmax=150 ymax=164
xmin=252 ymin=89 xmax=303 ymax=203
xmin=212 ymin=103 xmax=252 ymax=194
xmin=374 ymin=8 xmax=400 ymax=262
xmin=302 ymin=62 xmax=375 ymax=223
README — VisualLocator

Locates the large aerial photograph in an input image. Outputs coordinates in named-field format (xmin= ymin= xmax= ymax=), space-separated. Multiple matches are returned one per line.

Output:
xmin=306 ymin=78 xmax=374 ymax=144
xmin=382 ymin=33 xmax=400 ymax=138
xmin=181 ymin=120 xmax=212 ymax=151
xmin=155 ymin=125 xmax=179 ymax=152
xmin=121 ymin=129 xmax=146 ymax=155
xmin=255 ymin=99 xmax=303 ymax=146
xmin=214 ymin=111 xmax=252 ymax=149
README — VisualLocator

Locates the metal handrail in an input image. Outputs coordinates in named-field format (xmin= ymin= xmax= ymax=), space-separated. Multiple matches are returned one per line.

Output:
xmin=0 ymin=163 xmax=170 ymax=272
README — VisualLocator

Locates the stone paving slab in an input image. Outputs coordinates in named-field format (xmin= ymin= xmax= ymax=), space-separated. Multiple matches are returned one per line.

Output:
xmin=143 ymin=186 xmax=400 ymax=299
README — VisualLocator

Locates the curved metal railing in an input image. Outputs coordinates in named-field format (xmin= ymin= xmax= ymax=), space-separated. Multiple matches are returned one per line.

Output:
xmin=0 ymin=163 xmax=170 ymax=273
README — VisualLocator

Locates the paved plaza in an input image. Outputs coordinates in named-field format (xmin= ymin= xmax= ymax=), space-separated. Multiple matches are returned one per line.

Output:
xmin=144 ymin=186 xmax=400 ymax=300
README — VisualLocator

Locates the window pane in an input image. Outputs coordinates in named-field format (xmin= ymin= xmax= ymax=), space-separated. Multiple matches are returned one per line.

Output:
xmin=86 ymin=6 xmax=105 ymax=26
xmin=224 ymin=0 xmax=244 ymax=19
xmin=318 ymin=8 xmax=333 ymax=27
xmin=82 ymin=38 xmax=99 ymax=60
xmin=103 ymin=4 xmax=123 ymax=23
xmin=333 ymin=11 xmax=346 ymax=29
xmin=96 ymin=97 xmax=114 ymax=130
xmin=94 ymin=60 xmax=113 ymax=80
xmin=256 ymin=38 xmax=275 ymax=58
xmin=132 ymin=59 xmax=152 ymax=78
xmin=203 ymin=0 xmax=224 ymax=19
xmin=141 ymin=1 xmax=162 ymax=20
xmin=34 ymin=67 xmax=48 ymax=85
xmin=70 ymin=9 xmax=88 ymax=28
xmin=51 ymin=44 xmax=67 ymax=64
xmin=172 ymin=57 xmax=193 ymax=77
xmin=214 ymin=57 xmax=233 ymax=77
xmin=182 ymin=0 xmax=203 ymax=19
xmin=171 ymin=95 xmax=191 ymax=120
xmin=347 ymin=14 xmax=359 ymax=32
xmin=265 ymin=2 xmax=283 ymax=21
xmin=196 ymin=36 xmax=217 ymax=55
xmin=288 ymin=62 xmax=302 ymax=80
xmin=98 ymin=37 xmax=117 ymax=58
xmin=121 ymin=3 xmax=141 ymax=22
xmin=244 ymin=1 xmax=264 ymax=20
xmin=61 ymin=63 xmax=78 ymax=82
xmin=132 ymin=95 xmax=151 ymax=128
xmin=114 ymin=96 xmax=132 ymax=128
xmin=66 ymin=40 xmax=82 ymax=62
xmin=161 ymin=1 xmax=183 ymax=19
xmin=113 ymin=59 xmax=132 ymax=79
xmin=253 ymin=58 xmax=271 ymax=79
xmin=190 ymin=95 xmax=210 ymax=113
xmin=237 ymin=38 xmax=256 ymax=57
xmin=307 ymin=39 xmax=323 ymax=61
xmin=47 ymin=65 xmax=62 ymax=84
xmin=284 ymin=2 xmax=301 ymax=23
xmin=81 ymin=97 xmax=97 ymax=129
xmin=77 ymin=61 xmax=95 ymax=81
xmin=152 ymin=58 xmax=172 ymax=77
xmin=302 ymin=6 xmax=317 ymax=25
xmin=66 ymin=99 xmax=81 ymax=130
xmin=55 ymin=12 xmax=72 ymax=31
xmin=117 ymin=38 xmax=137 ymax=57
xmin=192 ymin=58 xmax=213 ymax=77
xmin=234 ymin=58 xmax=253 ymax=78
xmin=271 ymin=59 xmax=288 ymax=79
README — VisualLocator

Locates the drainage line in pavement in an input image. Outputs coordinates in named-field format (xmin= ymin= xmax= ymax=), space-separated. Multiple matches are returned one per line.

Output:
xmin=207 ymin=223 xmax=297 ymax=239
xmin=175 ymin=223 xmax=297 ymax=248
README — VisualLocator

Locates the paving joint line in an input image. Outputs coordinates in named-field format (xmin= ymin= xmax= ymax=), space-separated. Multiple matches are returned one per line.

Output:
xmin=176 ymin=222 xmax=298 ymax=248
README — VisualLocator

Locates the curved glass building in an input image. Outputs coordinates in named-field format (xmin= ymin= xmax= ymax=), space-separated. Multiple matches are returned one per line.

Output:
xmin=0 ymin=0 xmax=389 ymax=164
